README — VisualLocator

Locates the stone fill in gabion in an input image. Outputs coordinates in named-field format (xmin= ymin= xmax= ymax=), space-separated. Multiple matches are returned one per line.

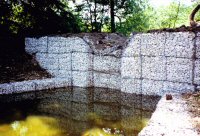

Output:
xmin=121 ymin=32 xmax=199 ymax=95
xmin=17 ymin=32 xmax=200 ymax=95
xmin=0 ymin=78 xmax=70 ymax=94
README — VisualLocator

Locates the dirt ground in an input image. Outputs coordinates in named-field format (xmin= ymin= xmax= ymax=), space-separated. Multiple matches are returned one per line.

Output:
xmin=148 ymin=25 xmax=200 ymax=33
xmin=0 ymin=45 xmax=50 ymax=84
xmin=60 ymin=32 xmax=128 ymax=50
xmin=182 ymin=91 xmax=200 ymax=133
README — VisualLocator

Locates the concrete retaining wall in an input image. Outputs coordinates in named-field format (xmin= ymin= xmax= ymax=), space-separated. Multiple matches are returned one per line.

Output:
xmin=20 ymin=32 xmax=200 ymax=95
xmin=138 ymin=93 xmax=199 ymax=136
xmin=0 ymin=78 xmax=70 ymax=94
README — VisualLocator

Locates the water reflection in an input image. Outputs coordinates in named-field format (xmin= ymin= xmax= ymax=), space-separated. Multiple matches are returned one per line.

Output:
xmin=0 ymin=87 xmax=160 ymax=136
xmin=0 ymin=116 xmax=63 ymax=136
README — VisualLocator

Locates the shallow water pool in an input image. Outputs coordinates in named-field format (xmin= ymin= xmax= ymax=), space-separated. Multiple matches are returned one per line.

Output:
xmin=0 ymin=87 xmax=160 ymax=136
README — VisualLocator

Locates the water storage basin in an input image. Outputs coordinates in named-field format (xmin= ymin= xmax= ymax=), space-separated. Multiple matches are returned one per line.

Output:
xmin=0 ymin=87 xmax=160 ymax=136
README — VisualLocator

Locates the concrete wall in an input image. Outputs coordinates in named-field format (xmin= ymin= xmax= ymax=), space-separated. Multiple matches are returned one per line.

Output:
xmin=25 ymin=32 xmax=200 ymax=96
xmin=0 ymin=78 xmax=70 ymax=94
xmin=138 ymin=93 xmax=199 ymax=136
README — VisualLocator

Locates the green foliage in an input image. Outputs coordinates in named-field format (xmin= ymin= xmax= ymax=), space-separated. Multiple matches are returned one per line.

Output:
xmin=1 ymin=0 xmax=199 ymax=36
xmin=70 ymin=0 xmax=148 ymax=33
xmin=146 ymin=2 xmax=193 ymax=30
xmin=0 ymin=0 xmax=80 ymax=36
xmin=147 ymin=1 xmax=200 ymax=31
xmin=0 ymin=1 xmax=13 ymax=36
xmin=116 ymin=0 xmax=150 ymax=35
xmin=116 ymin=1 xmax=200 ymax=35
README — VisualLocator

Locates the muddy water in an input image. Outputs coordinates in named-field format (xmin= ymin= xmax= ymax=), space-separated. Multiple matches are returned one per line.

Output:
xmin=0 ymin=87 xmax=160 ymax=136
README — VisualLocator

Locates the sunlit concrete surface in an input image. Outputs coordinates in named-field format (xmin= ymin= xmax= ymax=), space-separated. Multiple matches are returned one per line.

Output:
xmin=139 ymin=93 xmax=199 ymax=136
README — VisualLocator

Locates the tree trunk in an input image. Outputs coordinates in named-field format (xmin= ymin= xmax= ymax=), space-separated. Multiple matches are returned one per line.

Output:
xmin=100 ymin=5 xmax=105 ymax=32
xmin=110 ymin=0 xmax=115 ymax=32
xmin=94 ymin=0 xmax=98 ymax=32
xmin=173 ymin=2 xmax=180 ymax=28
xmin=86 ymin=0 xmax=93 ymax=31
xmin=190 ymin=4 xmax=200 ymax=27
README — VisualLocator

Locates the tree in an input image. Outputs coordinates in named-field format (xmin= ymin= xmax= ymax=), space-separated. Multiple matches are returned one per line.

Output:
xmin=110 ymin=0 xmax=115 ymax=32
xmin=115 ymin=0 xmax=149 ymax=35
xmin=0 ymin=0 xmax=80 ymax=36
xmin=143 ymin=1 xmax=194 ymax=30
xmin=190 ymin=4 xmax=200 ymax=26
xmin=0 ymin=0 xmax=14 ymax=36
xmin=190 ymin=0 xmax=200 ymax=26
xmin=71 ymin=0 xmax=147 ymax=33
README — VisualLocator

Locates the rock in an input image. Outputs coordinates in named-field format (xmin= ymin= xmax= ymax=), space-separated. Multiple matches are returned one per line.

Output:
xmin=166 ymin=94 xmax=173 ymax=100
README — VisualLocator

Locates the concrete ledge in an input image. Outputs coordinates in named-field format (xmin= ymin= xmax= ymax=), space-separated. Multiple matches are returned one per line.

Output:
xmin=0 ymin=78 xmax=70 ymax=94
xmin=139 ymin=93 xmax=199 ymax=136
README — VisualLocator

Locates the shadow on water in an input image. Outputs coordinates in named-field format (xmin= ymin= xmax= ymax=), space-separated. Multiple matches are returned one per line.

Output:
xmin=0 ymin=87 xmax=161 ymax=136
